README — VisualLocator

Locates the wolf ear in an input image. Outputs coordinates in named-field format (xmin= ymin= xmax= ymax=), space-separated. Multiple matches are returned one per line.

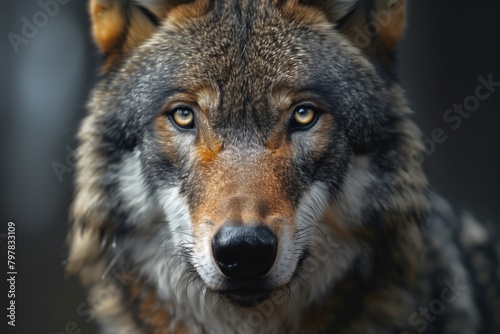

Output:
xmin=335 ymin=0 xmax=406 ymax=53
xmin=89 ymin=0 xmax=205 ymax=69
xmin=299 ymin=0 xmax=407 ymax=63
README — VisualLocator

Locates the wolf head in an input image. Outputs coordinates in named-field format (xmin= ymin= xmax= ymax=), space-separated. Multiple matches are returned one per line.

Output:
xmin=68 ymin=0 xmax=429 ymax=331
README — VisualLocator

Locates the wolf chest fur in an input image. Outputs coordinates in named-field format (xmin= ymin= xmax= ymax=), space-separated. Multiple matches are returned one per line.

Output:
xmin=66 ymin=0 xmax=500 ymax=333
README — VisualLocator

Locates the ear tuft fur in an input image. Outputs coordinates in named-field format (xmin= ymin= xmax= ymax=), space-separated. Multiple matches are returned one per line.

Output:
xmin=336 ymin=0 xmax=407 ymax=53
xmin=89 ymin=0 xmax=206 ymax=71
xmin=296 ymin=0 xmax=407 ymax=62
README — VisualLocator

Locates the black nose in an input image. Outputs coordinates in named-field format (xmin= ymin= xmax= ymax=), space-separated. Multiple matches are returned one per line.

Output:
xmin=212 ymin=225 xmax=278 ymax=279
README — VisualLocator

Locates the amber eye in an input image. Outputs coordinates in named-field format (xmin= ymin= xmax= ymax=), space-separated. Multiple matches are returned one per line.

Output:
xmin=171 ymin=107 xmax=195 ymax=129
xmin=291 ymin=106 xmax=318 ymax=130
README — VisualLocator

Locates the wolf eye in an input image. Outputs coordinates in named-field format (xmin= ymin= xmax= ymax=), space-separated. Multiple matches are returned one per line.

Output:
xmin=291 ymin=106 xmax=318 ymax=130
xmin=171 ymin=107 xmax=195 ymax=129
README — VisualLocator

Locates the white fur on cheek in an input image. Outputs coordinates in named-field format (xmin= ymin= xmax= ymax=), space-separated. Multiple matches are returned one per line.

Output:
xmin=159 ymin=186 xmax=194 ymax=247
xmin=296 ymin=182 xmax=330 ymax=232
xmin=124 ymin=186 xmax=206 ymax=331
xmin=331 ymin=156 xmax=376 ymax=226
xmin=117 ymin=150 xmax=160 ymax=226
xmin=272 ymin=181 xmax=331 ymax=288
xmin=290 ymin=181 xmax=363 ymax=308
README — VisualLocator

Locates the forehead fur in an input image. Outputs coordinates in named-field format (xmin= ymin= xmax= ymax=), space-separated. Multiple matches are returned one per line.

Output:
xmin=152 ymin=7 xmax=371 ymax=90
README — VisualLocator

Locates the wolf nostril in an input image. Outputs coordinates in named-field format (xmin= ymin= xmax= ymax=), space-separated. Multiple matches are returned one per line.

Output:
xmin=212 ymin=225 xmax=278 ymax=279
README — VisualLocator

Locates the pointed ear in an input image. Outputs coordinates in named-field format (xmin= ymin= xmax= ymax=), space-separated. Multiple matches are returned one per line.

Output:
xmin=89 ymin=0 xmax=206 ymax=70
xmin=90 ymin=1 xmax=159 ymax=54
xmin=299 ymin=0 xmax=407 ymax=63
xmin=335 ymin=0 xmax=406 ymax=53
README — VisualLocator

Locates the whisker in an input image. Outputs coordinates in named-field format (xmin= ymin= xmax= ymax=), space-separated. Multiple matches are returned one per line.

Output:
xmin=101 ymin=246 xmax=126 ymax=280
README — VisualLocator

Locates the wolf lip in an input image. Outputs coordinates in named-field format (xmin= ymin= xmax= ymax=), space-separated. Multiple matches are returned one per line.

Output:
xmin=220 ymin=288 xmax=272 ymax=307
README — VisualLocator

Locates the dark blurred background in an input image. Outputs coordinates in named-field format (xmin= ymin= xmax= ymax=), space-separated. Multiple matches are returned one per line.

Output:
xmin=0 ymin=0 xmax=499 ymax=333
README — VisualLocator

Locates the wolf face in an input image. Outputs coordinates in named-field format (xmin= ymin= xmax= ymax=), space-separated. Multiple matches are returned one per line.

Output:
xmin=117 ymin=2 xmax=394 ymax=305
xmin=67 ymin=1 xmax=441 ymax=333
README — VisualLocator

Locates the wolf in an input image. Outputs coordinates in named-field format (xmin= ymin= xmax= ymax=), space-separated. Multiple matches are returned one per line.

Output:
xmin=65 ymin=0 xmax=500 ymax=333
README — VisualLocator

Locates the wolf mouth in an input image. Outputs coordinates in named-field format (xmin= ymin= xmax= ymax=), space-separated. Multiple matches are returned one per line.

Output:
xmin=212 ymin=276 xmax=276 ymax=307
xmin=213 ymin=249 xmax=309 ymax=307
xmin=220 ymin=288 xmax=274 ymax=307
